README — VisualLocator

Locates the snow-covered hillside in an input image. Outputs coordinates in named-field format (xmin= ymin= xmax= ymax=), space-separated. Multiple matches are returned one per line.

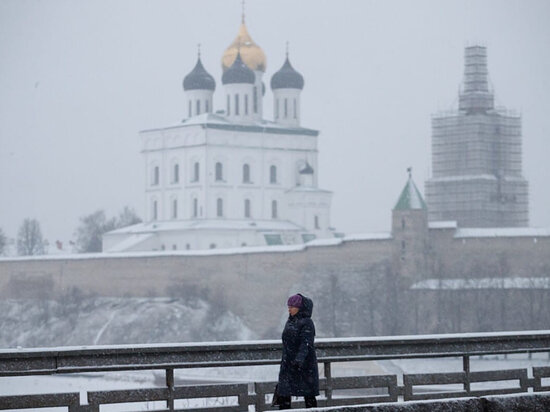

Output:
xmin=0 ymin=296 xmax=255 ymax=348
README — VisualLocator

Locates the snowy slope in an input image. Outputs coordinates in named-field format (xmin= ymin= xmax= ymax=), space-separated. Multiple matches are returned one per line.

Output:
xmin=0 ymin=297 xmax=254 ymax=348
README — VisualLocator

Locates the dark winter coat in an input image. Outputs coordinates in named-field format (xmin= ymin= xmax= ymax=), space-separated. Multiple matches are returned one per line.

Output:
xmin=277 ymin=294 xmax=320 ymax=397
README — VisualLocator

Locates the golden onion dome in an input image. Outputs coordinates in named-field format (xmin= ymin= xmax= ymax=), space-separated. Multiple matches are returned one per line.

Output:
xmin=222 ymin=23 xmax=266 ymax=72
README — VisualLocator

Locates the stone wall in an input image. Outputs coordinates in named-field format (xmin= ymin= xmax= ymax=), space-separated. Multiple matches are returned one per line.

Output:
xmin=0 ymin=239 xmax=393 ymax=337
xmin=1 ymin=228 xmax=549 ymax=339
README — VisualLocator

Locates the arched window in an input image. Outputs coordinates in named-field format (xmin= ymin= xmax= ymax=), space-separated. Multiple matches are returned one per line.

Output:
xmin=275 ymin=99 xmax=279 ymax=119
xmin=152 ymin=200 xmax=158 ymax=220
xmin=284 ymin=98 xmax=288 ymax=118
xmin=244 ymin=199 xmax=251 ymax=218
xmin=244 ymin=94 xmax=249 ymax=115
xmin=193 ymin=162 xmax=200 ymax=182
xmin=152 ymin=166 xmax=159 ymax=185
xmin=243 ymin=163 xmax=250 ymax=183
xmin=271 ymin=200 xmax=278 ymax=219
xmin=401 ymin=218 xmax=406 ymax=230
xmin=173 ymin=164 xmax=179 ymax=183
xmin=235 ymin=94 xmax=239 ymax=115
xmin=188 ymin=101 xmax=192 ymax=118
xmin=293 ymin=98 xmax=297 ymax=119
xmin=315 ymin=215 xmax=320 ymax=229
xmin=205 ymin=100 xmax=209 ymax=113
xmin=253 ymin=86 xmax=258 ymax=113
xmin=193 ymin=198 xmax=198 ymax=218
xmin=196 ymin=99 xmax=201 ymax=115
xmin=226 ymin=94 xmax=230 ymax=115
xmin=270 ymin=165 xmax=277 ymax=184
xmin=217 ymin=198 xmax=223 ymax=217
xmin=215 ymin=162 xmax=223 ymax=181
xmin=172 ymin=199 xmax=178 ymax=219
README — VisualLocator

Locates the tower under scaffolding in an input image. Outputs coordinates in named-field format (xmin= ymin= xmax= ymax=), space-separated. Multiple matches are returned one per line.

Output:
xmin=425 ymin=46 xmax=529 ymax=228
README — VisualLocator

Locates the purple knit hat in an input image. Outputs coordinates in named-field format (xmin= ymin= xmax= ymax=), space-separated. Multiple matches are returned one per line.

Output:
xmin=287 ymin=294 xmax=303 ymax=308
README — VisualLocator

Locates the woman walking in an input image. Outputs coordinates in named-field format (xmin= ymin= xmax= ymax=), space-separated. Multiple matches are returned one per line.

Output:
xmin=276 ymin=293 xmax=319 ymax=409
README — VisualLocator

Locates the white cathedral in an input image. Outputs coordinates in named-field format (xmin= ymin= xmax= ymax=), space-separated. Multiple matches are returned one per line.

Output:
xmin=103 ymin=19 xmax=334 ymax=252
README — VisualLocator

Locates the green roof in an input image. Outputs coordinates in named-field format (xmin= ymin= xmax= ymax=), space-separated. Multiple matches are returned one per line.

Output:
xmin=394 ymin=176 xmax=427 ymax=210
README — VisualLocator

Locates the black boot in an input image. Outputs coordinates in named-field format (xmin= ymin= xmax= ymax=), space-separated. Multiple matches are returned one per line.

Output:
xmin=278 ymin=396 xmax=291 ymax=410
xmin=305 ymin=396 xmax=317 ymax=408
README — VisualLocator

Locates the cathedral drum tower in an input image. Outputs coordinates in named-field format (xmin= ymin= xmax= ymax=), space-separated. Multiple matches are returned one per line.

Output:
xmin=425 ymin=46 xmax=529 ymax=228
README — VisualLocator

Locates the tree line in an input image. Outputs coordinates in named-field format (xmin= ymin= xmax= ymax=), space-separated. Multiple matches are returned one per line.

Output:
xmin=293 ymin=256 xmax=550 ymax=339
xmin=0 ymin=206 xmax=141 ymax=256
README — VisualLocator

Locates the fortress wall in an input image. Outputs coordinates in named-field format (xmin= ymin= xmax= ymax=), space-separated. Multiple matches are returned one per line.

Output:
xmin=431 ymin=234 xmax=550 ymax=277
xmin=0 ymin=239 xmax=393 ymax=337
xmin=1 ymin=234 xmax=549 ymax=337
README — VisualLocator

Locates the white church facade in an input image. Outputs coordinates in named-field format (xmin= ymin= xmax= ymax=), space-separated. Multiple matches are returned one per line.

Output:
xmin=103 ymin=20 xmax=334 ymax=252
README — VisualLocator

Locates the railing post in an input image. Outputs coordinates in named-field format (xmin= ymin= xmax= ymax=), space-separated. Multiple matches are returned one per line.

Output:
xmin=166 ymin=368 xmax=175 ymax=411
xmin=324 ymin=361 xmax=332 ymax=405
xmin=254 ymin=382 xmax=266 ymax=412
xmin=463 ymin=355 xmax=470 ymax=395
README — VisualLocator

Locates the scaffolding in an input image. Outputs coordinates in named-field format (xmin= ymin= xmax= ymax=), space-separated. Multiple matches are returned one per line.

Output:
xmin=425 ymin=46 xmax=529 ymax=228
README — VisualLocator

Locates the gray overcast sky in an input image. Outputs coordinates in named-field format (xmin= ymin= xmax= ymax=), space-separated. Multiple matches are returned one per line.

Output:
xmin=1 ymin=0 xmax=549 ymax=246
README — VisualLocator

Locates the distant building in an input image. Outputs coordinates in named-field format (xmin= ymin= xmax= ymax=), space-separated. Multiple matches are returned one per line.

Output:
xmin=103 ymin=18 xmax=333 ymax=252
xmin=425 ymin=46 xmax=529 ymax=227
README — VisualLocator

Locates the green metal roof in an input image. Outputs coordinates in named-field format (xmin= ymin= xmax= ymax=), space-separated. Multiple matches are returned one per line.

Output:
xmin=394 ymin=176 xmax=427 ymax=210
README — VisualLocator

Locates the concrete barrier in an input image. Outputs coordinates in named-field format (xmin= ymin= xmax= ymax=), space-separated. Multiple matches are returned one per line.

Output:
xmin=297 ymin=391 xmax=550 ymax=411
xmin=484 ymin=391 xmax=550 ymax=411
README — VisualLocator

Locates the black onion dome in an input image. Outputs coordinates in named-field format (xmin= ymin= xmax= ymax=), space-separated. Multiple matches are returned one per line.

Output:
xmin=270 ymin=57 xmax=304 ymax=90
xmin=221 ymin=52 xmax=255 ymax=85
xmin=300 ymin=163 xmax=314 ymax=174
xmin=183 ymin=57 xmax=216 ymax=91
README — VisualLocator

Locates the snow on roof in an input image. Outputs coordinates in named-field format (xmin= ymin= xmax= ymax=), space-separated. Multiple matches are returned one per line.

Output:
xmin=344 ymin=232 xmax=392 ymax=241
xmin=0 ymin=244 xmax=309 ymax=262
xmin=141 ymin=113 xmax=229 ymax=132
xmin=455 ymin=227 xmax=550 ymax=238
xmin=305 ymin=238 xmax=342 ymax=247
xmin=104 ymin=233 xmax=154 ymax=253
xmin=429 ymin=221 xmax=458 ymax=229
xmin=411 ymin=277 xmax=550 ymax=290
xmin=428 ymin=174 xmax=527 ymax=184
xmin=428 ymin=174 xmax=497 ymax=182
xmin=106 ymin=219 xmax=306 ymax=235
xmin=285 ymin=186 xmax=332 ymax=194
xmin=140 ymin=113 xmax=318 ymax=134
xmin=0 ymin=232 xmax=394 ymax=262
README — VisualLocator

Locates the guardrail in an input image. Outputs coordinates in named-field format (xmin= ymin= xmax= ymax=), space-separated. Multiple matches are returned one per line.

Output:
xmin=1 ymin=331 xmax=550 ymax=411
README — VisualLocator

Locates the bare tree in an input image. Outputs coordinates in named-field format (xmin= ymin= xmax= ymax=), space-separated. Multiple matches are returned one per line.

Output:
xmin=17 ymin=218 xmax=45 ymax=256
xmin=116 ymin=206 xmax=142 ymax=228
xmin=75 ymin=210 xmax=115 ymax=253
xmin=75 ymin=207 xmax=142 ymax=253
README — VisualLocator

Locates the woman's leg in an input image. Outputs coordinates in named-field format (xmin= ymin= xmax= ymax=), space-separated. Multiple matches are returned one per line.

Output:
xmin=278 ymin=396 xmax=291 ymax=410
xmin=304 ymin=396 xmax=317 ymax=408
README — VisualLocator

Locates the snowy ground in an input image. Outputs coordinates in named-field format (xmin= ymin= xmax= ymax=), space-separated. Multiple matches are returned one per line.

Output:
xmin=0 ymin=297 xmax=254 ymax=348
xmin=381 ymin=352 xmax=550 ymax=394
xmin=1 ymin=354 xmax=549 ymax=411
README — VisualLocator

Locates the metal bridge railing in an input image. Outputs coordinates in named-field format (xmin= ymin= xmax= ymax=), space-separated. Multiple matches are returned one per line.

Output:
xmin=1 ymin=330 xmax=550 ymax=411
